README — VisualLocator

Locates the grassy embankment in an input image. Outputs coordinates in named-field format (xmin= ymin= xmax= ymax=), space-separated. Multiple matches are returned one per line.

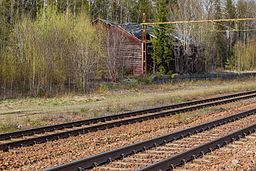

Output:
xmin=0 ymin=78 xmax=256 ymax=133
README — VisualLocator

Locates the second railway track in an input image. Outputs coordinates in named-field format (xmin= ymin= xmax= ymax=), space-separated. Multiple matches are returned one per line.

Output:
xmin=46 ymin=108 xmax=256 ymax=171
xmin=1 ymin=90 xmax=256 ymax=151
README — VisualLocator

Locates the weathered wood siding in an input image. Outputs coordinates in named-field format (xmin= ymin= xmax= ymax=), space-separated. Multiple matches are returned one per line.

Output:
xmin=101 ymin=22 xmax=143 ymax=78
xmin=119 ymin=40 xmax=142 ymax=76
xmin=173 ymin=40 xmax=205 ymax=74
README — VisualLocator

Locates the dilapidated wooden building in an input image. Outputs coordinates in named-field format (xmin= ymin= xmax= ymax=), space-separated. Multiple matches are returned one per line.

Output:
xmin=94 ymin=19 xmax=205 ymax=79
xmin=172 ymin=33 xmax=205 ymax=74
xmin=94 ymin=19 xmax=143 ymax=80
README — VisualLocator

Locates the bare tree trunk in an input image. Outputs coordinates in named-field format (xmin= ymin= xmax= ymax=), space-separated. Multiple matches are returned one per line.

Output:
xmin=43 ymin=0 xmax=48 ymax=18
xmin=66 ymin=0 xmax=70 ymax=15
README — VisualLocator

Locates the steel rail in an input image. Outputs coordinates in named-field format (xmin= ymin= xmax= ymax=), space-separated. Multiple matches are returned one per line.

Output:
xmin=1 ymin=90 xmax=255 ymax=141
xmin=44 ymin=108 xmax=256 ymax=171
xmin=141 ymin=124 xmax=256 ymax=171
xmin=1 ymin=92 xmax=256 ymax=152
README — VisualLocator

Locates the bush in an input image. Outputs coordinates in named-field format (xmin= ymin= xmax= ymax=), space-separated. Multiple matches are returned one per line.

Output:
xmin=137 ymin=76 xmax=154 ymax=84
xmin=230 ymin=39 xmax=256 ymax=71
xmin=0 ymin=6 xmax=104 ymax=96
xmin=97 ymin=84 xmax=109 ymax=94
xmin=123 ymin=78 xmax=139 ymax=85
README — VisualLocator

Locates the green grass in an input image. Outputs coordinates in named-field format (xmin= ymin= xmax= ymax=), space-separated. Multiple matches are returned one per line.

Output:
xmin=0 ymin=78 xmax=256 ymax=133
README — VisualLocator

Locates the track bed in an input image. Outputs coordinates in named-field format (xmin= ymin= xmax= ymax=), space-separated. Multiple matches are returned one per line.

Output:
xmin=46 ymin=108 xmax=256 ymax=171
xmin=1 ymin=90 xmax=255 ymax=151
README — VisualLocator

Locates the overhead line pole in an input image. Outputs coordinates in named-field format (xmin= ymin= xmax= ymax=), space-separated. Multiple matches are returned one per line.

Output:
xmin=142 ymin=13 xmax=147 ymax=75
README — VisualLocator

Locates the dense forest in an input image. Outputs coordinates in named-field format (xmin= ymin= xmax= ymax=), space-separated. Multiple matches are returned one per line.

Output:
xmin=0 ymin=0 xmax=256 ymax=97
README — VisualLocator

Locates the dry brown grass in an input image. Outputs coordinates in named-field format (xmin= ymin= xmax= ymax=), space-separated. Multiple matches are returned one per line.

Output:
xmin=0 ymin=78 xmax=256 ymax=133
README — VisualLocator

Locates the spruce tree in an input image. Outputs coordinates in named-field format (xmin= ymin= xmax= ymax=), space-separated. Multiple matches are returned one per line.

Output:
xmin=131 ymin=0 xmax=153 ymax=23
xmin=237 ymin=0 xmax=247 ymax=41
xmin=152 ymin=0 xmax=173 ymax=74
xmin=225 ymin=0 xmax=237 ymax=66
xmin=213 ymin=0 xmax=226 ymax=69
xmin=91 ymin=0 xmax=109 ymax=20
xmin=225 ymin=0 xmax=236 ymax=19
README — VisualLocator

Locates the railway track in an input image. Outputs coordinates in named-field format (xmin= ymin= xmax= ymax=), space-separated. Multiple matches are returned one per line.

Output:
xmin=45 ymin=108 xmax=256 ymax=171
xmin=0 ymin=90 xmax=256 ymax=152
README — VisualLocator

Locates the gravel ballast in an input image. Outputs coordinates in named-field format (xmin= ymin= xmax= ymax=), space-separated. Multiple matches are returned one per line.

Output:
xmin=177 ymin=132 xmax=256 ymax=171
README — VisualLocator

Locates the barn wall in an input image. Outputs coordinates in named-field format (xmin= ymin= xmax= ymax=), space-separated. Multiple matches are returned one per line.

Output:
xmin=94 ymin=20 xmax=143 ymax=79
xmin=102 ymin=24 xmax=143 ymax=78
xmin=119 ymin=41 xmax=142 ymax=76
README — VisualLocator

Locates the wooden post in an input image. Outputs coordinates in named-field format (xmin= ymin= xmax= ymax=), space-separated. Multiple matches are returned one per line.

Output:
xmin=142 ymin=13 xmax=147 ymax=75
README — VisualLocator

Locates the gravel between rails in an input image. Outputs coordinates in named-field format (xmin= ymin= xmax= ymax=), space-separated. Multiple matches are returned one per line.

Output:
xmin=93 ymin=115 xmax=256 ymax=170
xmin=1 ymin=99 xmax=256 ymax=171
xmin=176 ymin=132 xmax=256 ymax=171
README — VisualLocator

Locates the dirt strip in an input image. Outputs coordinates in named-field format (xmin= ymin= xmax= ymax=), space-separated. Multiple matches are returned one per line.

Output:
xmin=0 ymin=98 xmax=256 ymax=171
xmin=177 ymin=132 xmax=256 ymax=171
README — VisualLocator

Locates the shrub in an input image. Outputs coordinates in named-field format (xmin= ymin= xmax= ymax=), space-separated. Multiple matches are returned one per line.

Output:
xmin=1 ymin=6 xmax=104 ymax=96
